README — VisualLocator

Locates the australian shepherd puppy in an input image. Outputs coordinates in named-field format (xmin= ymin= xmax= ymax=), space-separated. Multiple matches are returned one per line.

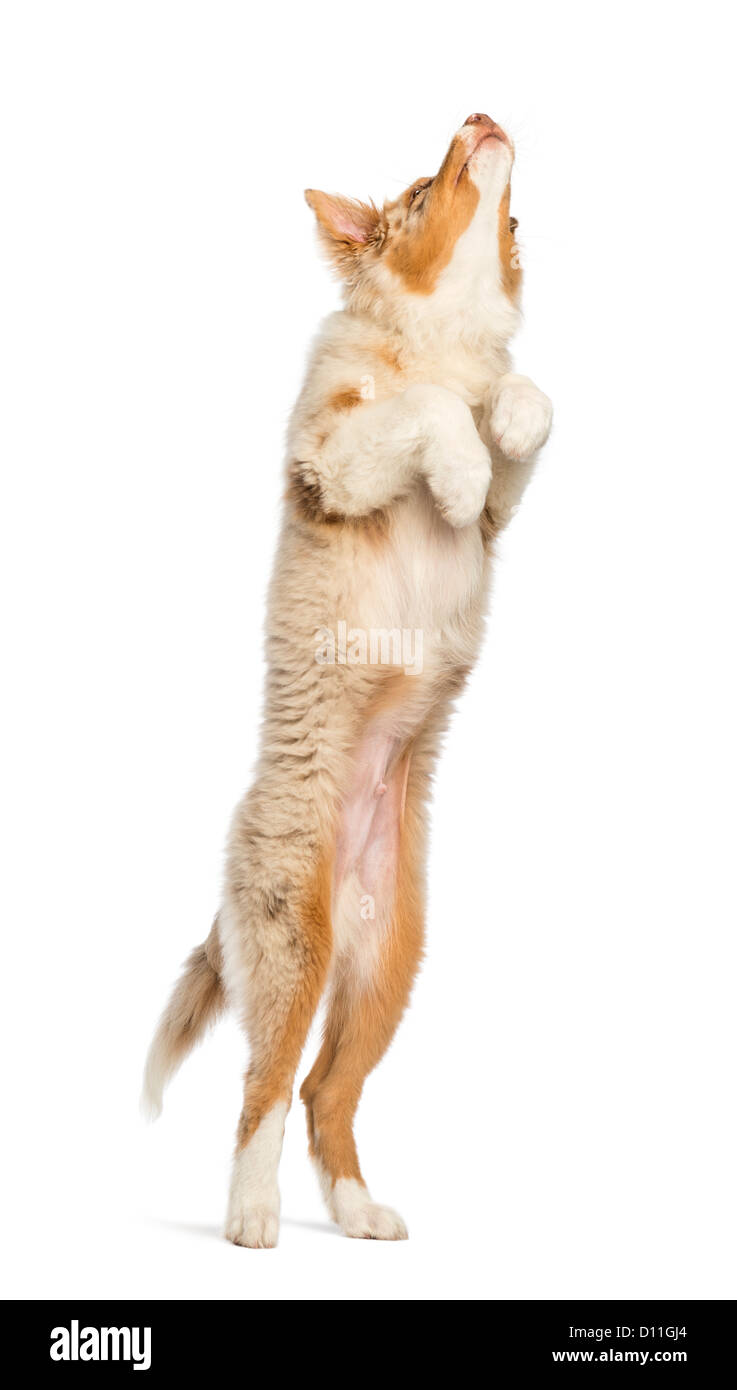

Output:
xmin=144 ymin=113 xmax=552 ymax=1246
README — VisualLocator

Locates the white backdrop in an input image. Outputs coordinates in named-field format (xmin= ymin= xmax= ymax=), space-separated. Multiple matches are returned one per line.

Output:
xmin=1 ymin=0 xmax=735 ymax=1301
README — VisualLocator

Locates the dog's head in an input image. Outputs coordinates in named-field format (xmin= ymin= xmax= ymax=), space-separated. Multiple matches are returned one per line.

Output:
xmin=305 ymin=114 xmax=520 ymax=333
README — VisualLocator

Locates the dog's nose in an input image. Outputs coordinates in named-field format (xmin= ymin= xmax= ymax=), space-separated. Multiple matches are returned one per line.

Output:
xmin=464 ymin=112 xmax=494 ymax=127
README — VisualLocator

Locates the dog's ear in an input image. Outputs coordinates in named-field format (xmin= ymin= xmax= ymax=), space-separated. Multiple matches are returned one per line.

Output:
xmin=304 ymin=190 xmax=383 ymax=273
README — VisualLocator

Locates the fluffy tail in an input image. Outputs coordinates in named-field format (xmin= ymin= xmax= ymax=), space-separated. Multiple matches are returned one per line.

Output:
xmin=141 ymin=917 xmax=226 ymax=1120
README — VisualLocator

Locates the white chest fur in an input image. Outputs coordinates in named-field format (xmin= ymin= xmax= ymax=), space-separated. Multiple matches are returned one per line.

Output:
xmin=352 ymin=483 xmax=486 ymax=647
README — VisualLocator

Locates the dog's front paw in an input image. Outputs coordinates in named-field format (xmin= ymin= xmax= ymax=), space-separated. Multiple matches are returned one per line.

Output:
xmin=488 ymin=374 xmax=552 ymax=461
xmin=330 ymin=1178 xmax=408 ymax=1241
xmin=425 ymin=438 xmax=492 ymax=529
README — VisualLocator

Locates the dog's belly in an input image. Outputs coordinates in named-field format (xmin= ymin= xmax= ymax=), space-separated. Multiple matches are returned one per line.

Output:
xmin=331 ymin=487 xmax=487 ymax=967
xmin=332 ymin=727 xmax=409 ymax=973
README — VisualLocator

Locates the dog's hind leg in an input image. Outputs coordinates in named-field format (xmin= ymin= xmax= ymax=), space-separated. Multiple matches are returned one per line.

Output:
xmin=220 ymin=839 xmax=333 ymax=1249
xmin=301 ymin=746 xmax=426 ymax=1239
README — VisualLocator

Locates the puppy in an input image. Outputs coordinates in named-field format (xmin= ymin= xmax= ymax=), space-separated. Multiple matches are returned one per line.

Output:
xmin=143 ymin=113 xmax=552 ymax=1246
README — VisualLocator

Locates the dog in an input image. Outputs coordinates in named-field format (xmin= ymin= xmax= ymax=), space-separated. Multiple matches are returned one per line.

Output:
xmin=143 ymin=113 xmax=552 ymax=1245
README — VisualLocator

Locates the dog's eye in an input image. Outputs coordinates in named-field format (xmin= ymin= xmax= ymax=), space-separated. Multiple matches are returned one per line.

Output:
xmin=410 ymin=181 xmax=431 ymax=204
xmin=509 ymin=216 xmax=518 ymax=233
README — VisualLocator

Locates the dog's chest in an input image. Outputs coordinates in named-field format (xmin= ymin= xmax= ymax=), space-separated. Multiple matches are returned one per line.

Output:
xmin=356 ymin=485 xmax=487 ymax=645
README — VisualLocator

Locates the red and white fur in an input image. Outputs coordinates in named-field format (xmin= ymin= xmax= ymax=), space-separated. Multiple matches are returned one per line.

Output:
xmin=143 ymin=114 xmax=552 ymax=1245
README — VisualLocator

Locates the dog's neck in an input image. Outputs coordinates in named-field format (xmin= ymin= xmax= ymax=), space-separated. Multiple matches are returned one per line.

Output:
xmin=343 ymin=262 xmax=519 ymax=394
xmin=340 ymin=286 xmax=517 ymax=404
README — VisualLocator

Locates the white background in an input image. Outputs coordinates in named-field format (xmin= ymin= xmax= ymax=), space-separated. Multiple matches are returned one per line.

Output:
xmin=1 ymin=0 xmax=735 ymax=1302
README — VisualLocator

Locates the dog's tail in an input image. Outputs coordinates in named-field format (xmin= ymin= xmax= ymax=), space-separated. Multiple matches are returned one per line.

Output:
xmin=141 ymin=917 xmax=226 ymax=1120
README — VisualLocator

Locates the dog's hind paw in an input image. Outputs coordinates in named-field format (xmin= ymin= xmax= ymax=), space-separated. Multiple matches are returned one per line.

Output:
xmin=225 ymin=1203 xmax=280 ymax=1249
xmin=331 ymin=1178 xmax=408 ymax=1241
